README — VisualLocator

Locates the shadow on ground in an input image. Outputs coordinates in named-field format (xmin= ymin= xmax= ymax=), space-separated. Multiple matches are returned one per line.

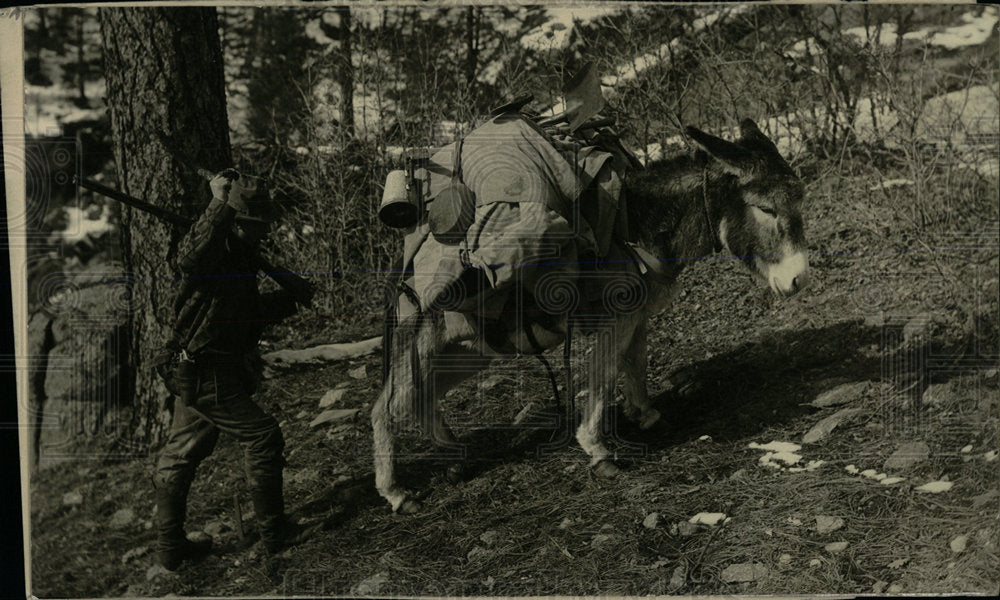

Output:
xmin=643 ymin=318 xmax=885 ymax=445
xmin=381 ymin=318 xmax=898 ymax=493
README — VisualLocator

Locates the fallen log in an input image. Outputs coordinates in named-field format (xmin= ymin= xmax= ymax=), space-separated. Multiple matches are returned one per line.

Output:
xmin=261 ymin=336 xmax=382 ymax=369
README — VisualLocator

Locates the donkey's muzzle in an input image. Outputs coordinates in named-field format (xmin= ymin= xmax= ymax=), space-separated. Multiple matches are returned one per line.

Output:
xmin=773 ymin=270 xmax=809 ymax=297
xmin=789 ymin=272 xmax=809 ymax=295
xmin=767 ymin=250 xmax=809 ymax=297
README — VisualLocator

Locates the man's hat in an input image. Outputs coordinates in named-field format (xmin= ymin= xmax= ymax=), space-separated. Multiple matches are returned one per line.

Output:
xmin=231 ymin=174 xmax=280 ymax=224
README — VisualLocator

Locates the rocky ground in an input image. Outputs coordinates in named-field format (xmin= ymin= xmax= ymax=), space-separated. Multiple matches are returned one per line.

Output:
xmin=28 ymin=156 xmax=999 ymax=597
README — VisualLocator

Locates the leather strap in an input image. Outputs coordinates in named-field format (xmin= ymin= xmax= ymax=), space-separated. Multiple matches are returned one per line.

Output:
xmin=452 ymin=137 xmax=465 ymax=184
xmin=522 ymin=319 xmax=547 ymax=355
xmin=625 ymin=243 xmax=673 ymax=286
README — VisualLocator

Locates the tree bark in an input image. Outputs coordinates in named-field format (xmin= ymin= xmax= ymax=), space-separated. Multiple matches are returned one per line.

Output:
xmin=75 ymin=13 xmax=86 ymax=103
xmin=27 ymin=314 xmax=55 ymax=471
xmin=99 ymin=6 xmax=232 ymax=446
xmin=465 ymin=7 xmax=479 ymax=90
xmin=336 ymin=6 xmax=354 ymax=139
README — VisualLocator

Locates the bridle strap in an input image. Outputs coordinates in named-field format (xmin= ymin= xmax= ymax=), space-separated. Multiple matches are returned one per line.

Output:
xmin=702 ymin=167 xmax=723 ymax=253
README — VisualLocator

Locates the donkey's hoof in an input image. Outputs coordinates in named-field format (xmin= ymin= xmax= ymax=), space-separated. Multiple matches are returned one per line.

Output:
xmin=445 ymin=463 xmax=468 ymax=485
xmin=592 ymin=459 xmax=621 ymax=478
xmin=396 ymin=498 xmax=423 ymax=515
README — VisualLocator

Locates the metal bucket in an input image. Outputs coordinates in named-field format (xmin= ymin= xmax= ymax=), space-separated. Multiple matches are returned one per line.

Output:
xmin=378 ymin=169 xmax=419 ymax=228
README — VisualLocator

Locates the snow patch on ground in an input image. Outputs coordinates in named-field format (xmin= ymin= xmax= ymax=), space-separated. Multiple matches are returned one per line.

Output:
xmin=845 ymin=464 xmax=906 ymax=485
xmin=757 ymin=450 xmax=800 ymax=468
xmin=852 ymin=84 xmax=998 ymax=162
xmin=784 ymin=38 xmax=822 ymax=59
xmin=479 ymin=60 xmax=504 ymax=87
xmin=788 ymin=460 xmax=826 ymax=473
xmin=305 ymin=20 xmax=334 ymax=47
xmin=24 ymin=83 xmax=105 ymax=137
xmin=784 ymin=9 xmax=997 ymax=63
xmin=916 ymin=480 xmax=954 ymax=493
xmin=602 ymin=6 xmax=751 ymax=86
xmin=861 ymin=469 xmax=886 ymax=481
xmin=60 ymin=206 xmax=114 ymax=244
xmin=853 ymin=95 xmax=900 ymax=144
xmin=689 ymin=512 xmax=727 ymax=526
xmin=521 ymin=6 xmax=622 ymax=51
xmin=748 ymin=441 xmax=822 ymax=470
xmin=915 ymin=84 xmax=999 ymax=142
xmin=840 ymin=9 xmax=997 ymax=50
xmin=749 ymin=441 xmax=801 ymax=454
xmin=353 ymin=85 xmax=394 ymax=137
xmin=870 ymin=179 xmax=914 ymax=191
xmin=916 ymin=9 xmax=998 ymax=50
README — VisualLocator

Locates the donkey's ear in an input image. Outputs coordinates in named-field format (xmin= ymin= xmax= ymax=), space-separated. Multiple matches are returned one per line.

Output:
xmin=739 ymin=118 xmax=762 ymax=139
xmin=685 ymin=125 xmax=753 ymax=173
xmin=738 ymin=118 xmax=780 ymax=154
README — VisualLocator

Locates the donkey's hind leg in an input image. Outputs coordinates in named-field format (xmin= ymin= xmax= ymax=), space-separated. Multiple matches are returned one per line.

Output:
xmin=618 ymin=315 xmax=660 ymax=430
xmin=575 ymin=325 xmax=621 ymax=477
xmin=415 ymin=369 xmax=461 ymax=448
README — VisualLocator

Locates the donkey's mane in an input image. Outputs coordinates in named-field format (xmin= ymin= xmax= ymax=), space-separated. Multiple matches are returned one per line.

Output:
xmin=623 ymin=150 xmax=730 ymax=248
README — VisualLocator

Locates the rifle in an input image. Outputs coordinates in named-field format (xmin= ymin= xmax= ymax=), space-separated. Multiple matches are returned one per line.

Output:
xmin=74 ymin=175 xmax=315 ymax=308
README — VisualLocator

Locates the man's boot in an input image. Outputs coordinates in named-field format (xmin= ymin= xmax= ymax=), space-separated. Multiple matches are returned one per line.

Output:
xmin=251 ymin=478 xmax=295 ymax=554
xmin=153 ymin=482 xmax=212 ymax=571
xmin=251 ymin=478 xmax=318 ymax=555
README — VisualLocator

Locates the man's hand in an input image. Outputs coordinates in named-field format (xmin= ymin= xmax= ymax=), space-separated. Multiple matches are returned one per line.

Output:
xmin=209 ymin=169 xmax=250 ymax=214
xmin=291 ymin=276 xmax=316 ymax=308
xmin=268 ymin=269 xmax=315 ymax=308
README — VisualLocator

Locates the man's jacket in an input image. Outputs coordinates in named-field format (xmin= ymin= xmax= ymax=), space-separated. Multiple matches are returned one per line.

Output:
xmin=170 ymin=196 xmax=297 ymax=358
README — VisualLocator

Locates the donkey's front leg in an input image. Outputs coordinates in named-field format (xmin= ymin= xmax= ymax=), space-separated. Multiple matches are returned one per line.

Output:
xmin=372 ymin=384 xmax=459 ymax=513
xmin=619 ymin=315 xmax=661 ymax=430
xmin=372 ymin=382 xmax=420 ymax=513
xmin=415 ymin=377 xmax=459 ymax=447
xmin=416 ymin=368 xmax=470 ymax=483
xmin=575 ymin=328 xmax=621 ymax=477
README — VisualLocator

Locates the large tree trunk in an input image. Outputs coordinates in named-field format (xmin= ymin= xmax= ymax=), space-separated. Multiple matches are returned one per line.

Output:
xmin=99 ymin=7 xmax=232 ymax=447
xmin=336 ymin=6 xmax=354 ymax=139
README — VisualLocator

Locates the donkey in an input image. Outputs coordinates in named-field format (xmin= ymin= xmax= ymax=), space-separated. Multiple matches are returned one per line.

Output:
xmin=372 ymin=119 xmax=809 ymax=513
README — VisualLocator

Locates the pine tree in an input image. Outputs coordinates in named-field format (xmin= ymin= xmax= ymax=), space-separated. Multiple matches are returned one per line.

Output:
xmin=99 ymin=6 xmax=233 ymax=445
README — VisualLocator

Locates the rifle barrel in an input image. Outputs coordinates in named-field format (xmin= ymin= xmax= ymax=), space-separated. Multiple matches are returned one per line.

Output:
xmin=74 ymin=176 xmax=193 ymax=228
xmin=75 ymin=175 xmax=314 ymax=307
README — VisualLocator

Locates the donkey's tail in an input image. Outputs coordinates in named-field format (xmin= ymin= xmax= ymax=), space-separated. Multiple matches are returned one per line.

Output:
xmin=382 ymin=276 xmax=397 ymax=384
xmin=381 ymin=307 xmax=435 ymax=424
xmin=382 ymin=274 xmax=422 ymax=385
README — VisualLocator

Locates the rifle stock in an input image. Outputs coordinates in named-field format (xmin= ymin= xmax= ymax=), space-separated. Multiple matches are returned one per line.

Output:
xmin=75 ymin=176 xmax=315 ymax=307
xmin=254 ymin=255 xmax=315 ymax=307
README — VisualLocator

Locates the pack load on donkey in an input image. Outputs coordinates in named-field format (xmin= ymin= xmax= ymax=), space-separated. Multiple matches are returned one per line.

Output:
xmin=380 ymin=63 xmax=649 ymax=353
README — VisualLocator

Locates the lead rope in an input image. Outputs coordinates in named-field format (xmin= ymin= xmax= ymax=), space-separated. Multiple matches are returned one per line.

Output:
xmin=535 ymin=354 xmax=560 ymax=408
xmin=528 ymin=318 xmax=574 ymax=429
xmin=702 ymin=167 xmax=722 ymax=253
xmin=563 ymin=318 xmax=574 ymax=421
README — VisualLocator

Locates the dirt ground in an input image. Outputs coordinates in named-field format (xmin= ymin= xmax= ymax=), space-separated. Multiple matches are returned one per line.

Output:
xmin=29 ymin=157 xmax=999 ymax=597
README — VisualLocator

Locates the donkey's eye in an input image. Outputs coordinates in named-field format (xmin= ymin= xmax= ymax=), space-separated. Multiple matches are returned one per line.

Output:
xmin=754 ymin=206 xmax=777 ymax=217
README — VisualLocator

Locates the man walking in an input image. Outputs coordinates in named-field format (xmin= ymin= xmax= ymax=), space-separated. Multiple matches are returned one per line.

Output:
xmin=152 ymin=170 xmax=312 ymax=571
